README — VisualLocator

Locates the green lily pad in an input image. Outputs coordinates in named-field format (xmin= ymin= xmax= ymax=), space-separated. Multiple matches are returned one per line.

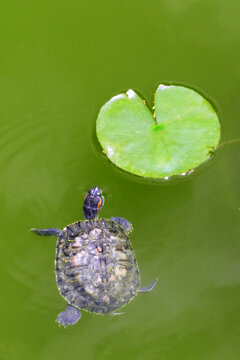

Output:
xmin=96 ymin=84 xmax=221 ymax=178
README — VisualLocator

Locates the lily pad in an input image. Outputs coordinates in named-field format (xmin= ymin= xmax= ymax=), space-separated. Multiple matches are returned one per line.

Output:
xmin=96 ymin=84 xmax=221 ymax=178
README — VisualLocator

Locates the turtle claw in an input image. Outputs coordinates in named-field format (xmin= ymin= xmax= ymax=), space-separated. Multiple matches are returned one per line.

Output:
xmin=57 ymin=305 xmax=81 ymax=326
xmin=139 ymin=279 xmax=158 ymax=293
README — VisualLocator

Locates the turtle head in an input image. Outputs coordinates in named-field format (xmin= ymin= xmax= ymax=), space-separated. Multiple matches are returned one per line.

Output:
xmin=83 ymin=186 xmax=104 ymax=220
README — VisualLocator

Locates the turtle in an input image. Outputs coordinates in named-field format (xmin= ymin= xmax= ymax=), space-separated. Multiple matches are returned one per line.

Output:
xmin=31 ymin=186 xmax=157 ymax=326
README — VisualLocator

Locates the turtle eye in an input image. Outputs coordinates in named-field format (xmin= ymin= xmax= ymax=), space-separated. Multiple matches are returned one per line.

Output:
xmin=97 ymin=198 xmax=102 ymax=209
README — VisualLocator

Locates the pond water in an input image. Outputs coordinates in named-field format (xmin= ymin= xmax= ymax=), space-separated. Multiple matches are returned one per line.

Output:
xmin=0 ymin=0 xmax=240 ymax=359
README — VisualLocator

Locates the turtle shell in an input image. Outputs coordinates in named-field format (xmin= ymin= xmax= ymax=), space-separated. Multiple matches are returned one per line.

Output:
xmin=55 ymin=219 xmax=140 ymax=314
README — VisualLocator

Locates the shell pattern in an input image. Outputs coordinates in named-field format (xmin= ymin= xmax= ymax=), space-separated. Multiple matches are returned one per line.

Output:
xmin=55 ymin=219 xmax=140 ymax=314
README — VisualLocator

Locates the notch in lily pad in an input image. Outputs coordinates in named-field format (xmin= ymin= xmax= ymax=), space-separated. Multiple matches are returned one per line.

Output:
xmin=96 ymin=84 xmax=221 ymax=179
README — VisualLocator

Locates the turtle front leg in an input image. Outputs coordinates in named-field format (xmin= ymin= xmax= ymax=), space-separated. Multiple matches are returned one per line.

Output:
xmin=30 ymin=228 xmax=61 ymax=237
xmin=139 ymin=279 xmax=158 ymax=293
xmin=110 ymin=217 xmax=133 ymax=233
xmin=57 ymin=305 xmax=81 ymax=326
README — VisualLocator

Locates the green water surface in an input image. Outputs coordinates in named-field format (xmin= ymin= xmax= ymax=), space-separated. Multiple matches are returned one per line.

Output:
xmin=0 ymin=0 xmax=240 ymax=359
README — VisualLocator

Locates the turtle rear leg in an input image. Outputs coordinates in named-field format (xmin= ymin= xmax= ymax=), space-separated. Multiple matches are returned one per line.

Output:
xmin=30 ymin=228 xmax=61 ymax=237
xmin=57 ymin=305 xmax=81 ymax=326
xmin=139 ymin=279 xmax=158 ymax=293
xmin=110 ymin=217 xmax=133 ymax=233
